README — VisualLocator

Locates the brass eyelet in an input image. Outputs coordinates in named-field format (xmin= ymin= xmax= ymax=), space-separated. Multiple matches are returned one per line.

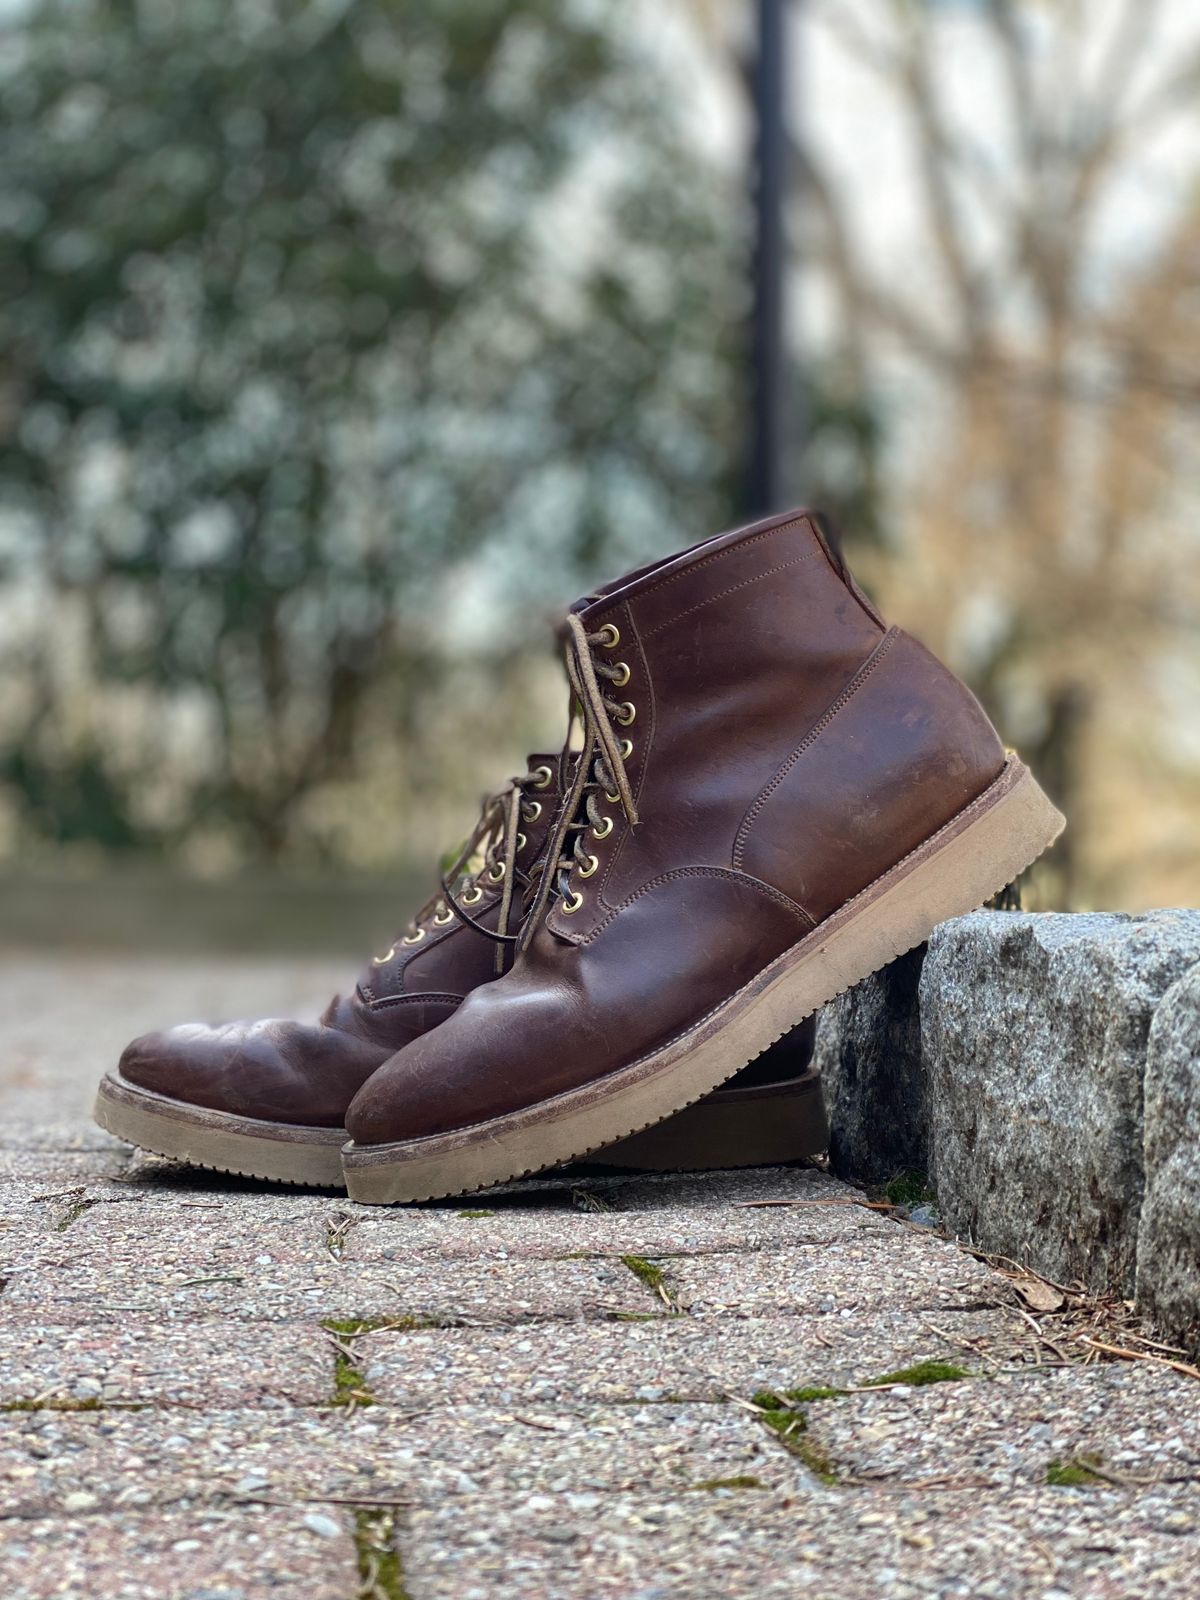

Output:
xmin=516 ymin=832 xmax=527 ymax=851
xmin=462 ymin=884 xmax=484 ymax=906
xmin=371 ymin=944 xmax=396 ymax=966
xmin=619 ymin=738 xmax=633 ymax=760
xmin=532 ymin=764 xmax=553 ymax=789
xmin=487 ymin=861 xmax=506 ymax=882
xmin=562 ymin=890 xmax=584 ymax=914
xmin=604 ymin=789 xmax=620 ymax=804
xmin=433 ymin=907 xmax=455 ymax=927
xmin=615 ymin=701 xmax=636 ymax=726
xmin=401 ymin=928 xmax=426 ymax=946
xmin=611 ymin=661 xmax=631 ymax=687
xmin=576 ymin=851 xmax=599 ymax=879
xmin=592 ymin=815 xmax=614 ymax=840
xmin=596 ymin=622 xmax=620 ymax=649
xmin=522 ymin=800 xmax=542 ymax=823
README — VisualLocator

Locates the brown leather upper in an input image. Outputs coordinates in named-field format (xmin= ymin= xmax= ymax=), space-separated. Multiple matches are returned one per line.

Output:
xmin=346 ymin=508 xmax=1006 ymax=1146
xmin=117 ymin=757 xmax=562 ymax=1126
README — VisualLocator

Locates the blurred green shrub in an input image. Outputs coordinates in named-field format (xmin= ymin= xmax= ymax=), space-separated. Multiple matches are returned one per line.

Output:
xmin=0 ymin=0 xmax=742 ymax=865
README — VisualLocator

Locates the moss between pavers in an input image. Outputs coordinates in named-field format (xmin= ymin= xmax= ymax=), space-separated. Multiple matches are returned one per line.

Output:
xmin=1046 ymin=1453 xmax=1106 ymax=1487
xmin=750 ymin=1358 xmax=971 ymax=1486
xmin=322 ymin=1318 xmax=390 ymax=1409
xmin=353 ymin=1508 xmax=411 ymax=1599
xmin=621 ymin=1254 xmax=667 ymax=1294
xmin=330 ymin=1348 xmax=375 ymax=1410
xmin=620 ymin=1253 xmax=683 ymax=1313
xmin=750 ymin=1391 xmax=840 ymax=1485
xmin=0 ymin=1397 xmax=114 ymax=1414
xmin=456 ymin=1209 xmax=495 ymax=1219
xmin=861 ymin=1360 xmax=969 ymax=1389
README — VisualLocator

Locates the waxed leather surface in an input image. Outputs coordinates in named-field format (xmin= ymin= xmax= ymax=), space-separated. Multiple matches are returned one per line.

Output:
xmin=117 ymin=757 xmax=562 ymax=1127
xmin=346 ymin=870 xmax=812 ymax=1144
xmin=347 ymin=508 xmax=1007 ymax=1146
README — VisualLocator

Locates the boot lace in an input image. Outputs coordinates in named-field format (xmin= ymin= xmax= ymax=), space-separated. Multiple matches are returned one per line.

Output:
xmin=520 ymin=612 xmax=639 ymax=946
xmin=373 ymin=760 xmax=554 ymax=975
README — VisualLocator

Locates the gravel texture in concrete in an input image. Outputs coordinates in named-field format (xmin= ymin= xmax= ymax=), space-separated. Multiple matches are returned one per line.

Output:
xmin=2 ymin=955 xmax=1198 ymax=1599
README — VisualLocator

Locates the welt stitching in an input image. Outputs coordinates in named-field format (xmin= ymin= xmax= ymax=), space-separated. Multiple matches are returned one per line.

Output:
xmin=641 ymin=549 xmax=823 ymax=639
xmin=732 ymin=629 xmax=899 ymax=869
xmin=582 ymin=865 xmax=815 ymax=946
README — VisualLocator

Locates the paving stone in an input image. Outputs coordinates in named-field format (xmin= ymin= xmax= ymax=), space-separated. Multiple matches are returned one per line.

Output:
xmin=4 ymin=1228 xmax=661 ymax=1324
xmin=0 ymin=956 xmax=343 ymax=1125
xmin=0 ymin=1182 xmax=69 ymax=1280
xmin=361 ymin=1308 xmax=1031 ymax=1408
xmin=399 ymin=1480 xmax=1200 ymax=1599
xmin=0 ymin=1401 xmax=798 ymax=1518
xmin=339 ymin=1195 xmax=891 ymax=1264
xmin=0 ymin=1151 xmax=132 ymax=1185
xmin=0 ymin=1319 xmax=332 ymax=1409
xmin=0 ymin=1505 xmax=357 ymax=1600
xmin=0 ymin=1122 xmax=126 ymax=1154
xmin=5 ymin=954 xmax=1200 ymax=1600
xmin=53 ymin=1200 xmax=340 ymax=1261
xmin=594 ymin=1165 xmax=854 ymax=1210
xmin=803 ymin=1361 xmax=1200 ymax=1489
xmin=663 ymin=1235 xmax=1001 ymax=1319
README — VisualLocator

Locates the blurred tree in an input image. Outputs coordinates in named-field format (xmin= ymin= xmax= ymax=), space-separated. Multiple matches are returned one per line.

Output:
xmin=0 ymin=0 xmax=743 ymax=865
xmin=800 ymin=0 xmax=1200 ymax=907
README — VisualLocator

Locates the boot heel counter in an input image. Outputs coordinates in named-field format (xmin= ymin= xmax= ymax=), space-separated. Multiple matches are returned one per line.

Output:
xmin=735 ymin=628 xmax=1007 ymax=922
xmin=893 ymin=627 xmax=1008 ymax=784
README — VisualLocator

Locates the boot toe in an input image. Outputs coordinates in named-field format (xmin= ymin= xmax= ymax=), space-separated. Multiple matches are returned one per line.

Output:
xmin=119 ymin=1014 xmax=391 ymax=1127
xmin=118 ymin=1022 xmax=250 ymax=1111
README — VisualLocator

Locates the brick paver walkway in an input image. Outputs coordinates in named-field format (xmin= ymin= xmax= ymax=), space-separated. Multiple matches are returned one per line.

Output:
xmin=1 ymin=957 xmax=1198 ymax=1597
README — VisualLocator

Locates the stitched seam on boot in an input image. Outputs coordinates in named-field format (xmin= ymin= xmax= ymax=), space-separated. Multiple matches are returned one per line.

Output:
xmin=732 ymin=628 xmax=899 ymax=870
xmin=640 ymin=549 xmax=824 ymax=640
xmin=589 ymin=515 xmax=813 ymax=617
xmin=400 ymin=764 xmax=1024 ymax=1142
xmin=365 ymin=990 xmax=465 ymax=1013
xmin=581 ymin=864 xmax=815 ymax=946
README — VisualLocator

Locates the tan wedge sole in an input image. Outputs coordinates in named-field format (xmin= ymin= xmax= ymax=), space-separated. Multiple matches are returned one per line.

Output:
xmin=92 ymin=1064 xmax=826 ymax=1186
xmin=343 ymin=757 xmax=1063 ymax=1205
xmin=93 ymin=1074 xmax=347 ymax=1188
xmin=586 ymin=1068 xmax=828 ymax=1171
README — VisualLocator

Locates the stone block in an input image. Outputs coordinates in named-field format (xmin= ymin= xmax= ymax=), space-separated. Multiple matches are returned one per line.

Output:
xmin=1136 ymin=961 xmax=1200 ymax=1353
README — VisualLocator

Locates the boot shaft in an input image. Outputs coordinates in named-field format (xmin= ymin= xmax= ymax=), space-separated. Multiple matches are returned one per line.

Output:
xmin=545 ymin=509 xmax=1006 ymax=938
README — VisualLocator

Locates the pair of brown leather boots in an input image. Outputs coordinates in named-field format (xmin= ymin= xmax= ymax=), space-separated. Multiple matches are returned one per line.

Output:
xmin=94 ymin=509 xmax=1064 ymax=1203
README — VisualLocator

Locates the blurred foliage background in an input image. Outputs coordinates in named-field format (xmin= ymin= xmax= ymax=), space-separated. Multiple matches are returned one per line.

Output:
xmin=1 ymin=0 xmax=1198 ymax=950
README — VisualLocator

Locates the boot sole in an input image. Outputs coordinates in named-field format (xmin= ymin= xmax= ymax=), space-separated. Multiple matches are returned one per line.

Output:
xmin=92 ymin=1075 xmax=347 ymax=1188
xmin=342 ymin=757 xmax=1063 ymax=1205
xmin=585 ymin=1067 xmax=828 ymax=1171
xmin=92 ymin=1066 xmax=826 ymax=1186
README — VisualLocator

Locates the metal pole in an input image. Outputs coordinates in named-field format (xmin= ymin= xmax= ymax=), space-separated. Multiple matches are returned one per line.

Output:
xmin=748 ymin=0 xmax=789 ymax=517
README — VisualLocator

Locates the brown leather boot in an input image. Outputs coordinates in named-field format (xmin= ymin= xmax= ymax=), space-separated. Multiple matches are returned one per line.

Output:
xmin=94 ymin=755 xmax=825 ymax=1185
xmin=342 ymin=507 xmax=1065 ymax=1203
